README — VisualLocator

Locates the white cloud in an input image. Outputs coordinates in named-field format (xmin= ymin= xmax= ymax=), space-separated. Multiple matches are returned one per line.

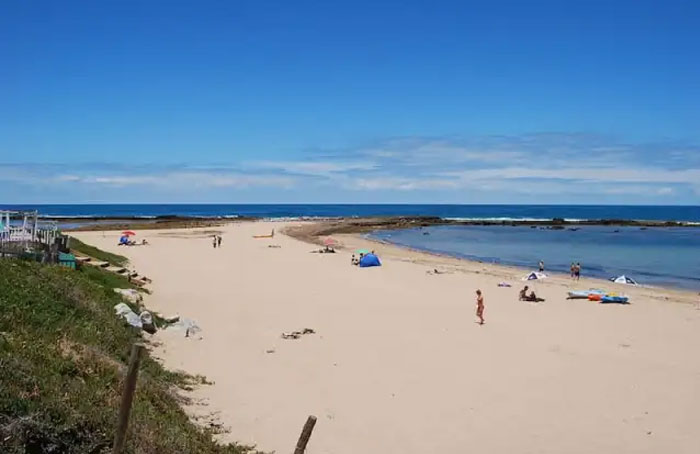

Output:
xmin=253 ymin=160 xmax=378 ymax=175
xmin=443 ymin=167 xmax=700 ymax=185
xmin=2 ymin=133 xmax=699 ymax=203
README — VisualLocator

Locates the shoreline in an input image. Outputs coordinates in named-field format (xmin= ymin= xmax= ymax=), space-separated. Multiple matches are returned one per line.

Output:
xmin=284 ymin=221 xmax=700 ymax=303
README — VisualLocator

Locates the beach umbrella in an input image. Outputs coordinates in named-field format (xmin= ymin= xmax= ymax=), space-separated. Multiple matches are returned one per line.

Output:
xmin=355 ymin=248 xmax=370 ymax=254
xmin=323 ymin=237 xmax=338 ymax=246
xmin=122 ymin=230 xmax=136 ymax=236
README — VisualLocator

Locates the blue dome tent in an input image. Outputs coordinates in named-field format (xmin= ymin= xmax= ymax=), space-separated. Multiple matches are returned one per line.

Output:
xmin=359 ymin=253 xmax=381 ymax=268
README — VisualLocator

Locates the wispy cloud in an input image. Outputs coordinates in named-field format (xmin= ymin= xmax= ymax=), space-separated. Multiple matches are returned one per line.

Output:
xmin=2 ymin=133 xmax=699 ymax=203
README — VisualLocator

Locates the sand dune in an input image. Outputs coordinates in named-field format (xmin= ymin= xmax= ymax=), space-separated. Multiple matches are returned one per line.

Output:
xmin=73 ymin=221 xmax=700 ymax=454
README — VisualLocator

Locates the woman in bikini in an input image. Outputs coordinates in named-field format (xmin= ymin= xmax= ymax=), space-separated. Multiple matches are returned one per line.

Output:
xmin=475 ymin=289 xmax=485 ymax=325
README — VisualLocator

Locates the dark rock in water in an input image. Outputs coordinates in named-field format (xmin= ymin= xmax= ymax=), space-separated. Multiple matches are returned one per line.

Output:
xmin=550 ymin=225 xmax=565 ymax=230
xmin=530 ymin=225 xmax=537 ymax=229
xmin=613 ymin=229 xmax=620 ymax=233
xmin=422 ymin=232 xmax=430 ymax=235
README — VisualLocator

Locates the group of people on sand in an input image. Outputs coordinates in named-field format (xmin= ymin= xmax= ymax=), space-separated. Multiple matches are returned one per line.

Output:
xmin=570 ymin=262 xmax=581 ymax=280
xmin=118 ymin=237 xmax=148 ymax=246
xmin=313 ymin=245 xmax=336 ymax=253
xmin=538 ymin=259 xmax=582 ymax=280
xmin=474 ymin=283 xmax=546 ymax=326
xmin=212 ymin=235 xmax=222 ymax=248
xmin=350 ymin=250 xmax=375 ymax=266
xmin=519 ymin=285 xmax=544 ymax=302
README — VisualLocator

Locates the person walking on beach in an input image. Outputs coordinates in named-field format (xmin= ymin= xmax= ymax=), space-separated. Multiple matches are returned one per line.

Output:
xmin=217 ymin=235 xmax=222 ymax=248
xmin=574 ymin=262 xmax=581 ymax=281
xmin=539 ymin=260 xmax=545 ymax=273
xmin=570 ymin=262 xmax=575 ymax=279
xmin=212 ymin=236 xmax=217 ymax=249
xmin=475 ymin=289 xmax=485 ymax=325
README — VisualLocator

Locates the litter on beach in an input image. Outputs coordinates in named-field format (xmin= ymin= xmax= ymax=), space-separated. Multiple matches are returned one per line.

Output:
xmin=281 ymin=328 xmax=316 ymax=340
xmin=498 ymin=282 xmax=512 ymax=287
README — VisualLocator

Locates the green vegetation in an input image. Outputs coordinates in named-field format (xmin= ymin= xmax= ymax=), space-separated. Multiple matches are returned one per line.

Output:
xmin=79 ymin=265 xmax=138 ymax=292
xmin=68 ymin=236 xmax=129 ymax=266
xmin=0 ymin=259 xmax=257 ymax=453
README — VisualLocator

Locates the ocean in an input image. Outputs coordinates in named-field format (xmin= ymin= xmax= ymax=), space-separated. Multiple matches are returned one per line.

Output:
xmin=2 ymin=204 xmax=700 ymax=222
xmin=3 ymin=204 xmax=699 ymax=290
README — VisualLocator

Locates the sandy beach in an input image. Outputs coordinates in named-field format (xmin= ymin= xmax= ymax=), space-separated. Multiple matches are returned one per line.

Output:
xmin=73 ymin=221 xmax=700 ymax=454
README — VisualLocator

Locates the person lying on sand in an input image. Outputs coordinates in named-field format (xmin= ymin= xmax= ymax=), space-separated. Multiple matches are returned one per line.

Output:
xmin=312 ymin=246 xmax=336 ymax=253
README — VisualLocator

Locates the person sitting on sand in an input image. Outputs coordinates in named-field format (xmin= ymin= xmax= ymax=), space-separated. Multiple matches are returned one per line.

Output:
xmin=519 ymin=285 xmax=541 ymax=302
xmin=519 ymin=285 xmax=529 ymax=301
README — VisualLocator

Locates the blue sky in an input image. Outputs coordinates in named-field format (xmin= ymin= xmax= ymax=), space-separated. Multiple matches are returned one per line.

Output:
xmin=1 ymin=0 xmax=699 ymax=204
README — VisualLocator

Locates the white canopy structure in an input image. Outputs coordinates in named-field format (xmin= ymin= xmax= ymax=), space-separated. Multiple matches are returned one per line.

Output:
xmin=522 ymin=271 xmax=547 ymax=281
xmin=609 ymin=275 xmax=638 ymax=285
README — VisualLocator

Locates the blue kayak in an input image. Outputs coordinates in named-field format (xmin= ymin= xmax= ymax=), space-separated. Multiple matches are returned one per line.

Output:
xmin=600 ymin=295 xmax=630 ymax=304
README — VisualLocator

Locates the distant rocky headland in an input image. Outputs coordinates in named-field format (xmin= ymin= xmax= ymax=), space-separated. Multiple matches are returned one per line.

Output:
xmin=56 ymin=214 xmax=697 ymax=232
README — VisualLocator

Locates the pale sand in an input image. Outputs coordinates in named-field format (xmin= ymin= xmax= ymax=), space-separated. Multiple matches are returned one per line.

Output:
xmin=74 ymin=221 xmax=700 ymax=454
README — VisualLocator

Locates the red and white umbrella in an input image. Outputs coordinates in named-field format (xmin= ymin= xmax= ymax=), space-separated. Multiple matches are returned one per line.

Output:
xmin=122 ymin=230 xmax=136 ymax=236
xmin=323 ymin=237 xmax=338 ymax=246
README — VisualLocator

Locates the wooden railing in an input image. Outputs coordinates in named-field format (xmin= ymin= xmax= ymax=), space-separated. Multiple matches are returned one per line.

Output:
xmin=0 ymin=226 xmax=57 ymax=245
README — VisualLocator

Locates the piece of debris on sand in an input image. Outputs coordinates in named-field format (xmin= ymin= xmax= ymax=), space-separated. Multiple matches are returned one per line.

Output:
xmin=281 ymin=328 xmax=316 ymax=340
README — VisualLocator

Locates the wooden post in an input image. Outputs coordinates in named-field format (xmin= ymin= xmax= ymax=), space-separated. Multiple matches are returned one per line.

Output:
xmin=294 ymin=415 xmax=317 ymax=454
xmin=112 ymin=344 xmax=145 ymax=454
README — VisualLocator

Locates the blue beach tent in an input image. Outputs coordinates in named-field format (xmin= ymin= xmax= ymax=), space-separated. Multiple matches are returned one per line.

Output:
xmin=359 ymin=253 xmax=381 ymax=268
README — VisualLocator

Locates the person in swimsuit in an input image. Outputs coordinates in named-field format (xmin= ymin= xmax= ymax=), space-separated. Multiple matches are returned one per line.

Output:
xmin=574 ymin=262 xmax=581 ymax=281
xmin=539 ymin=260 xmax=545 ymax=272
xmin=475 ymin=289 xmax=485 ymax=325
xmin=570 ymin=262 xmax=575 ymax=279
xmin=217 ymin=235 xmax=222 ymax=248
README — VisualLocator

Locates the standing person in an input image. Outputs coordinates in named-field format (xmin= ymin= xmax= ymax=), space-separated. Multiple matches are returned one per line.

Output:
xmin=570 ymin=262 xmax=575 ymax=279
xmin=539 ymin=260 xmax=545 ymax=273
xmin=475 ymin=289 xmax=485 ymax=325
xmin=574 ymin=262 xmax=581 ymax=281
xmin=212 ymin=236 xmax=217 ymax=248
xmin=217 ymin=235 xmax=222 ymax=248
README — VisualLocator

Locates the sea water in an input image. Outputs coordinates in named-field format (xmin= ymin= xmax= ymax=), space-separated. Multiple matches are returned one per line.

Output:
xmin=370 ymin=225 xmax=700 ymax=291
xmin=3 ymin=204 xmax=700 ymax=222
